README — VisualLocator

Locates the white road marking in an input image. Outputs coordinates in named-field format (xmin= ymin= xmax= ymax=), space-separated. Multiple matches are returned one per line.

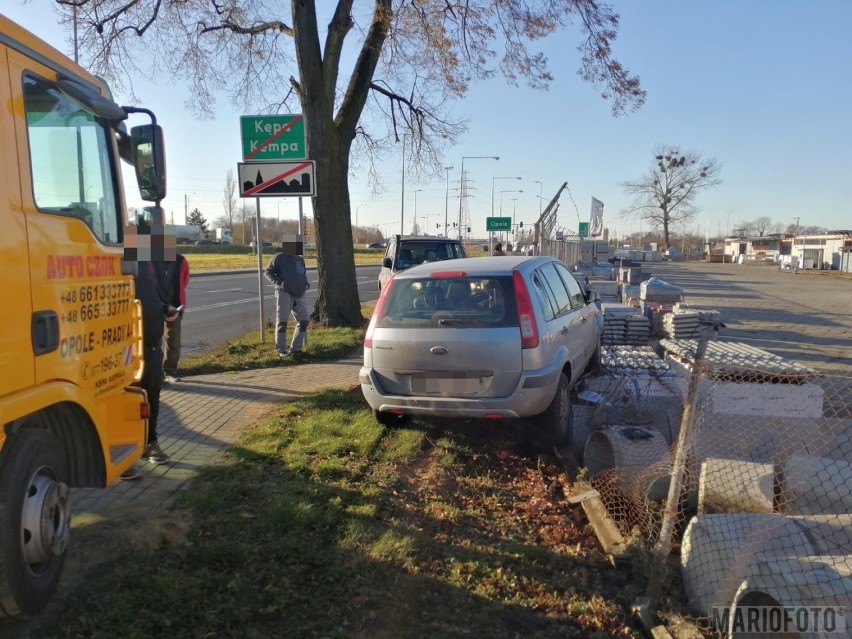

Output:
xmin=206 ymin=288 xmax=243 ymax=293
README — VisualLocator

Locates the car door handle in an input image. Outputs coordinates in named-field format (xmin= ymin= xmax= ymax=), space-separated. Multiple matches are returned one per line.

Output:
xmin=561 ymin=326 xmax=570 ymax=335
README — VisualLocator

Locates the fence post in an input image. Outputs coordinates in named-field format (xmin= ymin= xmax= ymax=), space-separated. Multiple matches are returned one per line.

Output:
xmin=646 ymin=328 xmax=712 ymax=607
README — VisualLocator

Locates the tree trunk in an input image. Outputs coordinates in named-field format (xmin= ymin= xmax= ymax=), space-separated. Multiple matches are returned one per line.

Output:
xmin=309 ymin=132 xmax=362 ymax=327
xmin=293 ymin=0 xmax=362 ymax=327
xmin=662 ymin=213 xmax=671 ymax=248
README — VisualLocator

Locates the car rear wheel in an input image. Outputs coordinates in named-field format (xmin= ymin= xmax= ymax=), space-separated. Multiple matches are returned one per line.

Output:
xmin=533 ymin=372 xmax=573 ymax=446
xmin=374 ymin=410 xmax=411 ymax=427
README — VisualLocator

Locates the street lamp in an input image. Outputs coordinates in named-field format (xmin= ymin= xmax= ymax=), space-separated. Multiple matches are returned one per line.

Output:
xmin=499 ymin=189 xmax=523 ymax=216
xmin=534 ymin=180 xmax=543 ymax=217
xmin=413 ymin=189 xmax=423 ymax=234
xmin=491 ymin=176 xmax=522 ymax=218
xmin=458 ymin=155 xmax=499 ymax=240
xmin=443 ymin=166 xmax=453 ymax=237
xmin=400 ymin=134 xmax=408 ymax=235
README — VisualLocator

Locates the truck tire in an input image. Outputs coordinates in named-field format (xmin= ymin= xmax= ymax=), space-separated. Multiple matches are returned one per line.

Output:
xmin=0 ymin=428 xmax=70 ymax=618
xmin=533 ymin=371 xmax=573 ymax=446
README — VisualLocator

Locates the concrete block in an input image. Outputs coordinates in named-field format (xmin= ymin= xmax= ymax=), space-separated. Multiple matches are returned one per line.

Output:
xmin=698 ymin=459 xmax=774 ymax=515
xmin=681 ymin=513 xmax=815 ymax=617
xmin=728 ymin=555 xmax=852 ymax=638
xmin=584 ymin=426 xmax=672 ymax=501
xmin=791 ymin=515 xmax=852 ymax=555
xmin=779 ymin=454 xmax=852 ymax=516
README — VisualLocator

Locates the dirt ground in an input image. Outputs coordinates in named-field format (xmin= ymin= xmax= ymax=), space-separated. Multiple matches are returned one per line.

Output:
xmin=635 ymin=260 xmax=852 ymax=373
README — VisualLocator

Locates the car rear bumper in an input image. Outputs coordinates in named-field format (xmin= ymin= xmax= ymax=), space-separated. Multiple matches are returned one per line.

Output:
xmin=359 ymin=364 xmax=561 ymax=418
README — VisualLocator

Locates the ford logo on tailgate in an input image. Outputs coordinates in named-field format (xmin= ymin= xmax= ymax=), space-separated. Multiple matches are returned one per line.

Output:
xmin=430 ymin=346 xmax=449 ymax=355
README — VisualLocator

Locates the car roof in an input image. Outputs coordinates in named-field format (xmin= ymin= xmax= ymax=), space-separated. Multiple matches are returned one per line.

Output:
xmin=393 ymin=255 xmax=557 ymax=278
xmin=396 ymin=235 xmax=461 ymax=242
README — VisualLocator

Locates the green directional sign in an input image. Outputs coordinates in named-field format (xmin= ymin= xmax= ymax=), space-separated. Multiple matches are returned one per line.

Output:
xmin=578 ymin=222 xmax=589 ymax=238
xmin=241 ymin=115 xmax=306 ymax=161
xmin=487 ymin=217 xmax=512 ymax=231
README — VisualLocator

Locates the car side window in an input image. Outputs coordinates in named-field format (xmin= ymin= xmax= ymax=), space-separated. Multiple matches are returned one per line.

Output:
xmin=530 ymin=270 xmax=556 ymax=321
xmin=540 ymin=263 xmax=572 ymax=315
xmin=555 ymin=263 xmax=587 ymax=307
xmin=385 ymin=241 xmax=395 ymax=263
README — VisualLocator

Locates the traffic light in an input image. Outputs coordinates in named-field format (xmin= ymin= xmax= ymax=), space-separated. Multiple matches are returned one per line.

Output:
xmin=466 ymin=227 xmax=471 ymax=233
xmin=519 ymin=222 xmax=523 ymax=228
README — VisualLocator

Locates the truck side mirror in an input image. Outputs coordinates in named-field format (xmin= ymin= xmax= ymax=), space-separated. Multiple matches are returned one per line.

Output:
xmin=382 ymin=257 xmax=392 ymax=269
xmin=130 ymin=124 xmax=167 ymax=201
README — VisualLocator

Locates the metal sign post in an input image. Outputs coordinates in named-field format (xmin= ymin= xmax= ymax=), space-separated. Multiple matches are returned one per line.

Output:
xmin=256 ymin=197 xmax=265 ymax=343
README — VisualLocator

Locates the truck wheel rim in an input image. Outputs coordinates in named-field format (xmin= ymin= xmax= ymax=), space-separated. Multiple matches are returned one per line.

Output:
xmin=21 ymin=472 xmax=71 ymax=569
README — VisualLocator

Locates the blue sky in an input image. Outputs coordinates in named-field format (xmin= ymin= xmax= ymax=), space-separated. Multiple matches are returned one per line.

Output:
xmin=5 ymin=1 xmax=851 ymax=240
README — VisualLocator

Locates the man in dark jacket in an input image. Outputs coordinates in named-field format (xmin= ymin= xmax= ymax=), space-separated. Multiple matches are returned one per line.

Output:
xmin=264 ymin=236 xmax=310 ymax=358
xmin=121 ymin=208 xmax=179 ymax=479
xmin=162 ymin=253 xmax=190 ymax=383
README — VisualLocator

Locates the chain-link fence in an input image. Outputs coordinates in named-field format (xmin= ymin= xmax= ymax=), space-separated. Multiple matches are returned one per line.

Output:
xmin=574 ymin=338 xmax=852 ymax=636
xmin=538 ymin=238 xmax=581 ymax=265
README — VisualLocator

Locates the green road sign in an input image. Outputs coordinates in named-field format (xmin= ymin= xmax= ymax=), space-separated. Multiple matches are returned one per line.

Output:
xmin=241 ymin=115 xmax=306 ymax=161
xmin=487 ymin=217 xmax=512 ymax=231
xmin=578 ymin=222 xmax=589 ymax=238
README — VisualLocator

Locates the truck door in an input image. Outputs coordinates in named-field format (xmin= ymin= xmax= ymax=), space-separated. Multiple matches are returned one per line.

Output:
xmin=7 ymin=51 xmax=133 ymax=392
xmin=0 ymin=44 xmax=36 ymax=397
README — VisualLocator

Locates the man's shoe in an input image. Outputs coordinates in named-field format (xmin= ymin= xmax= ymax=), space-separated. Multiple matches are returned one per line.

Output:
xmin=141 ymin=443 xmax=169 ymax=465
xmin=119 ymin=466 xmax=141 ymax=480
xmin=163 ymin=373 xmax=181 ymax=384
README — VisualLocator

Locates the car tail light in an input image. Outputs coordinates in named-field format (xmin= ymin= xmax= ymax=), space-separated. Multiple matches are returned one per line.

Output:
xmin=430 ymin=271 xmax=467 ymax=279
xmin=364 ymin=278 xmax=394 ymax=348
xmin=513 ymin=270 xmax=539 ymax=349
xmin=140 ymin=401 xmax=151 ymax=419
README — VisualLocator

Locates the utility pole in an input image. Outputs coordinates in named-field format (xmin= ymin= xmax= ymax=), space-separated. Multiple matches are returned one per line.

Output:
xmin=792 ymin=216 xmax=800 ymax=274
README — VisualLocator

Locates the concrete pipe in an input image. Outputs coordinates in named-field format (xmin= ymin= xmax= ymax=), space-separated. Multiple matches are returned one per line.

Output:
xmin=570 ymin=405 xmax=595 ymax=464
xmin=698 ymin=459 xmax=774 ymax=515
xmin=681 ymin=513 xmax=815 ymax=618
xmin=727 ymin=555 xmax=852 ymax=639
xmin=584 ymin=426 xmax=672 ymax=501
xmin=790 ymin=515 xmax=852 ymax=555
xmin=779 ymin=454 xmax=852 ymax=516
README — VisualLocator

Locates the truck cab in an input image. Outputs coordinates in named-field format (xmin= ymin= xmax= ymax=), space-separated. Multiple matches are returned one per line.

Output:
xmin=378 ymin=235 xmax=466 ymax=291
xmin=0 ymin=14 xmax=167 ymax=617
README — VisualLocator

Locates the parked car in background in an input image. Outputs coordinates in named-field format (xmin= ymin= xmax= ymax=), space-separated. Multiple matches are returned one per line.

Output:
xmin=195 ymin=238 xmax=218 ymax=246
xmin=378 ymin=234 xmax=466 ymax=291
xmin=361 ymin=255 xmax=603 ymax=444
xmin=365 ymin=242 xmax=386 ymax=249
xmin=249 ymin=240 xmax=272 ymax=248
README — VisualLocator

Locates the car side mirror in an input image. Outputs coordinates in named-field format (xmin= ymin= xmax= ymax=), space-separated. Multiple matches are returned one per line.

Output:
xmin=383 ymin=257 xmax=392 ymax=268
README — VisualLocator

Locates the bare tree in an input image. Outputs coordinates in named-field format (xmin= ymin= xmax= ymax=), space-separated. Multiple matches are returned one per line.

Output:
xmin=222 ymin=169 xmax=237 ymax=232
xmin=622 ymin=146 xmax=721 ymax=247
xmin=751 ymin=216 xmax=782 ymax=236
xmin=57 ymin=0 xmax=645 ymax=326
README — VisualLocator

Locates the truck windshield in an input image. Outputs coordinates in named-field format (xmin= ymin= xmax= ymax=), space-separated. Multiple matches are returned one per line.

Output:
xmin=23 ymin=74 xmax=121 ymax=245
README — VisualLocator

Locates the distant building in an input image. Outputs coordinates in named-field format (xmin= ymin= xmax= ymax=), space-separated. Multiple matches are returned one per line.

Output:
xmin=723 ymin=231 xmax=852 ymax=269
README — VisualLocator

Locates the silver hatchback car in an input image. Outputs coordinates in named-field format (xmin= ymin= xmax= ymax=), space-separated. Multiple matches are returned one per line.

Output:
xmin=360 ymin=256 xmax=603 ymax=444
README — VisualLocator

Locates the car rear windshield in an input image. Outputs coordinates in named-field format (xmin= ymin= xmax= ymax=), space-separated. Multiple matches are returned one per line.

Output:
xmin=396 ymin=242 xmax=464 ymax=269
xmin=378 ymin=276 xmax=518 ymax=328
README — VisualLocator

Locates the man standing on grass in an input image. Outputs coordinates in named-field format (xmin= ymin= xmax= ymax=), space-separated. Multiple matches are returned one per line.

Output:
xmin=264 ymin=235 xmax=310 ymax=359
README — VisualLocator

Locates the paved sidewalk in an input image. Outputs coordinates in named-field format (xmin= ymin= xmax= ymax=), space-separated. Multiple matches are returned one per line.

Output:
xmin=71 ymin=353 xmax=363 ymax=519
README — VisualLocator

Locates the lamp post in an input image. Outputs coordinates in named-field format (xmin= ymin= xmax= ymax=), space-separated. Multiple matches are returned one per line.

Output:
xmin=457 ymin=155 xmax=499 ymax=240
xmin=443 ymin=166 xmax=453 ymax=237
xmin=534 ymin=180 xmax=543 ymax=218
xmin=499 ymin=189 xmax=523 ymax=216
xmin=413 ymin=189 xmax=423 ymax=234
xmin=491 ymin=176 xmax=522 ymax=218
xmin=184 ymin=192 xmax=196 ymax=225
xmin=400 ymin=135 xmax=408 ymax=235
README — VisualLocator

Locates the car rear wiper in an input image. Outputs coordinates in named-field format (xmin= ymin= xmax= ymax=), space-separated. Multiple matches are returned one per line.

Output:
xmin=437 ymin=318 xmax=489 ymax=327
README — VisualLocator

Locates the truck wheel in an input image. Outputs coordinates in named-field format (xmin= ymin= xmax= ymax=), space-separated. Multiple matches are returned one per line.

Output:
xmin=0 ymin=428 xmax=70 ymax=617
xmin=533 ymin=372 xmax=573 ymax=446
